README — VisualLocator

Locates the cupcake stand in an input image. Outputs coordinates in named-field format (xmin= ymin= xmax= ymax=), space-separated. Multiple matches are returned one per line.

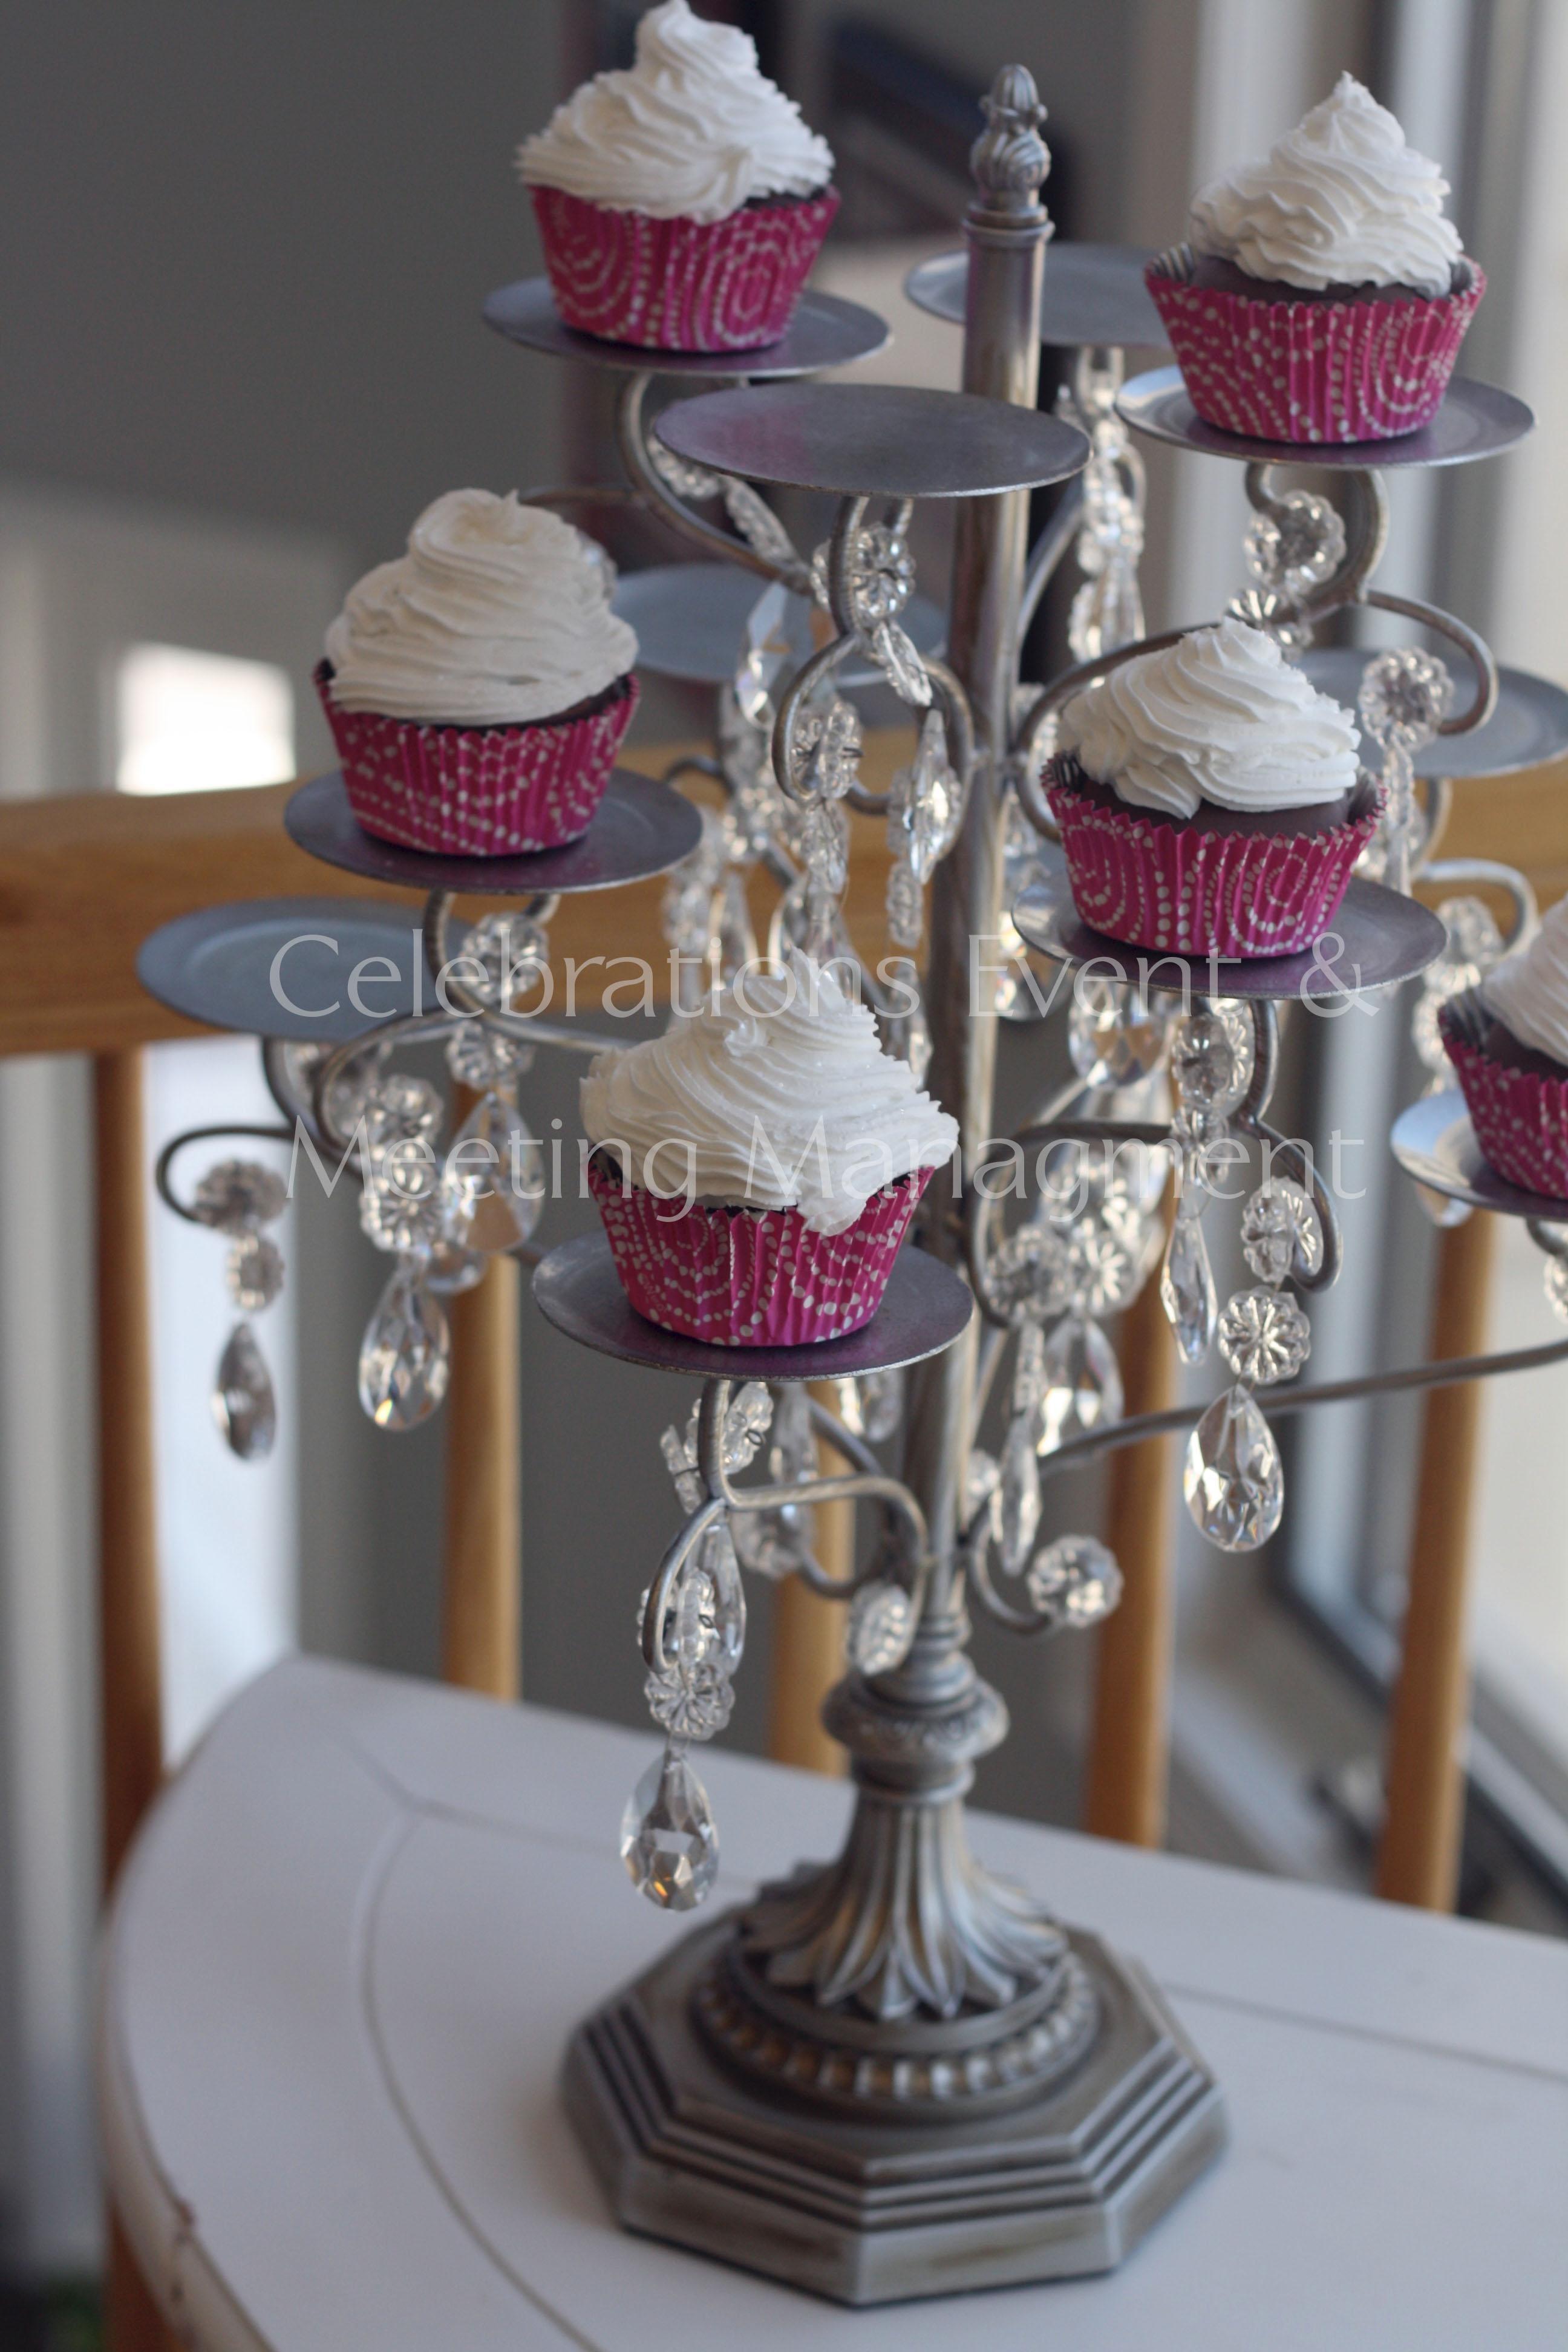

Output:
xmin=131 ymin=65 xmax=1568 ymax=2310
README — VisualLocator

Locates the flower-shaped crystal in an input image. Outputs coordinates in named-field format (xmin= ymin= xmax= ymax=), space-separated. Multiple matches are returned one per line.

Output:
xmin=810 ymin=524 xmax=915 ymax=629
xmin=788 ymin=696 xmax=862 ymax=803
xmin=1243 ymin=490 xmax=1347 ymax=603
xmin=1025 ymin=1534 xmax=1123 ymax=1629
xmin=987 ymin=1222 xmax=1070 ymax=1326
xmin=1218 ymin=1287 xmax=1312 ymax=1387
xmin=645 ymin=1659 xmax=734 ymax=1742
xmin=1240 ymin=1180 xmax=1324 ymax=1287
xmin=193 ymin=1158 xmax=287 ymax=1234
xmin=1359 ymin=648 xmax=1454 ymax=751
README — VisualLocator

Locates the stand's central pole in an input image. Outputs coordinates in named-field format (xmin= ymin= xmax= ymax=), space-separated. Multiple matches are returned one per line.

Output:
xmin=907 ymin=68 xmax=1050 ymax=1560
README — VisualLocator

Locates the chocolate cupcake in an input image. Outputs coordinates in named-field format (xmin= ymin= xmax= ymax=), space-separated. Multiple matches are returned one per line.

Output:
xmin=518 ymin=1 xmax=837 ymax=353
xmin=1045 ymin=618 xmax=1376 ymax=957
xmin=1441 ymin=900 xmax=1568 ymax=1198
xmin=318 ymin=491 xmax=639 ymax=857
xmin=1146 ymin=74 xmax=1483 ymax=443
xmin=580 ymin=953 xmax=956 ymax=1345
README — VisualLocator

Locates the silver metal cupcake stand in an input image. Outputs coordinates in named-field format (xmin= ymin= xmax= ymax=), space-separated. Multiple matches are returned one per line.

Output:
xmin=137 ymin=62 xmax=1568 ymax=2309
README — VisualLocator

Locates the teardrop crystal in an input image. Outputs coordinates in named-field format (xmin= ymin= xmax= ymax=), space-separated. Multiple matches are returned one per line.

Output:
xmin=358 ymin=1265 xmax=450 ymax=1431
xmin=619 ymin=1746 xmax=718 ymax=1911
xmin=1183 ymin=1384 xmax=1284 ymax=1552
xmin=446 ymin=1092 xmax=543 ymax=1253
xmin=212 ymin=1322 xmax=276 ymax=1461
xmin=1036 ymin=1315 xmax=1123 ymax=1455
xmin=1161 ymin=1209 xmax=1218 ymax=1365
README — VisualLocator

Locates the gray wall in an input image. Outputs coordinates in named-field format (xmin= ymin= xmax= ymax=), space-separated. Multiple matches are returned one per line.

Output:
xmin=0 ymin=1 xmax=566 ymax=577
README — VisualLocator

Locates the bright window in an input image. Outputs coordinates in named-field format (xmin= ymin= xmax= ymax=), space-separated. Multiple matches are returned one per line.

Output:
xmin=114 ymin=641 xmax=294 ymax=795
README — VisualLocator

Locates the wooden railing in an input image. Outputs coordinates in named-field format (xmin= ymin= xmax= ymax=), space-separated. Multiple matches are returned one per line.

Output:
xmin=2 ymin=739 xmax=1566 ymax=2344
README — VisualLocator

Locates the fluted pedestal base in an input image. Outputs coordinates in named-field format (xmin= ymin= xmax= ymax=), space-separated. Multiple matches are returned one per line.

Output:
xmin=563 ymin=1904 xmax=1224 ymax=2307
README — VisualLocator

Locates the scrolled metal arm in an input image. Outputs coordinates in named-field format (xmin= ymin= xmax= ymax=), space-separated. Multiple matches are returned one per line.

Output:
xmin=616 ymin=374 xmax=811 ymax=590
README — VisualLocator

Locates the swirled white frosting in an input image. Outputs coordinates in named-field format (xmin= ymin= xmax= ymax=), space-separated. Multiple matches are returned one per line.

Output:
xmin=1189 ymin=74 xmax=1463 ymax=296
xmin=1057 ymin=618 xmax=1361 ymax=819
xmin=581 ymin=953 xmax=957 ymax=1234
xmin=517 ymin=0 xmax=834 ymax=224
xmin=1482 ymin=898 xmax=1568 ymax=1067
xmin=324 ymin=491 xmax=637 ymax=725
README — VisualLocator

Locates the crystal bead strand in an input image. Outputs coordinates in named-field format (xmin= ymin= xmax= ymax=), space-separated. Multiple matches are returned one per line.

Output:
xmin=1358 ymin=647 xmax=1454 ymax=896
xmin=622 ymin=1385 xmax=773 ymax=1910
xmin=442 ymin=910 xmax=548 ymax=1259
xmin=354 ymin=1074 xmax=455 ymax=1429
xmin=1184 ymin=1176 xmax=1321 ymax=1552
xmin=1160 ymin=1004 xmax=1251 ymax=1366
xmin=191 ymin=1158 xmax=289 ymax=1460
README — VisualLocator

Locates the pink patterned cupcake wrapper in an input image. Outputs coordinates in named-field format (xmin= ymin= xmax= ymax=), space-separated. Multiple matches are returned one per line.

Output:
xmin=1146 ymin=249 xmax=1485 ymax=444
xmin=531 ymin=184 xmax=839 ymax=353
xmin=315 ymin=662 xmax=636 ymax=857
xmin=1046 ymin=760 xmax=1379 ymax=959
xmin=587 ymin=1153 xmax=930 ymax=1348
xmin=1441 ymin=1004 xmax=1568 ymax=1201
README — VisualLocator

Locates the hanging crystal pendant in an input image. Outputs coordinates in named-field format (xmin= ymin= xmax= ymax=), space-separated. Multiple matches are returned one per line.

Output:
xmin=212 ymin=1322 xmax=276 ymax=1461
xmin=446 ymin=1091 xmax=544 ymax=1253
xmin=1161 ymin=1205 xmax=1217 ymax=1366
xmin=1067 ymin=977 xmax=1168 ymax=1085
xmin=846 ymin=1578 xmax=917 ymax=1674
xmin=1036 ymin=1315 xmax=1123 ymax=1454
xmin=358 ymin=1261 xmax=450 ymax=1430
xmin=1545 ymin=1255 xmax=1568 ymax=1322
xmin=1183 ymin=1385 xmax=1284 ymax=1551
xmin=738 ymin=581 xmax=808 ymax=724
xmin=619 ymin=1744 xmax=719 ymax=1911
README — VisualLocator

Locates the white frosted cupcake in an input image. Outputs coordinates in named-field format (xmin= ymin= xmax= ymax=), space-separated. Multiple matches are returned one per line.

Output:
xmin=1147 ymin=75 xmax=1484 ymax=442
xmin=1442 ymin=898 xmax=1568 ymax=1198
xmin=581 ymin=955 xmax=956 ymax=1345
xmin=518 ymin=1 xmax=837 ymax=353
xmin=1045 ymin=618 xmax=1374 ymax=956
xmin=317 ymin=490 xmax=638 ymax=856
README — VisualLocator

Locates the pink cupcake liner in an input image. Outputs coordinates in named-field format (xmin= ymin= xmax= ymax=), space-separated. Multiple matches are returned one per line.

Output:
xmin=315 ymin=662 xmax=636 ymax=857
xmin=1441 ymin=1001 xmax=1568 ymax=1200
xmin=587 ymin=1152 xmax=929 ymax=1347
xmin=531 ymin=184 xmax=839 ymax=353
xmin=1146 ymin=248 xmax=1485 ymax=443
xmin=1045 ymin=759 xmax=1380 ymax=959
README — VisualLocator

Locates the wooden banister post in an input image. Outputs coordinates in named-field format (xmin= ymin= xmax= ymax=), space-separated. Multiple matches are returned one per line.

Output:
xmin=94 ymin=1048 xmax=177 ymax=2352
xmin=1377 ymin=1210 xmax=1497 ymax=1910
xmin=440 ymin=1253 xmax=521 ymax=1700
xmin=1083 ymin=1218 xmax=1178 ymax=1847
xmin=768 ymin=1383 xmax=850 ymax=1775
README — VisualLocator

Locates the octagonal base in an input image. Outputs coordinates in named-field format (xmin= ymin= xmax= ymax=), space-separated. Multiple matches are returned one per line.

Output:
xmin=563 ymin=1904 xmax=1224 ymax=2307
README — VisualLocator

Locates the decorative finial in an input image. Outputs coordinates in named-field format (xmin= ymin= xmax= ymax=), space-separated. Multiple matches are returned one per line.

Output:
xmin=970 ymin=65 xmax=1050 ymax=204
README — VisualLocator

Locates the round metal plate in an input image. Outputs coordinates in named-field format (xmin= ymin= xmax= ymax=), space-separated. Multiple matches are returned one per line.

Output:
xmin=1116 ymin=365 xmax=1535 ymax=469
xmin=904 ymin=243 xmax=1166 ymax=351
xmin=138 ymin=898 xmax=429 ymax=1042
xmin=1300 ymin=649 xmax=1568 ymax=779
xmin=284 ymin=770 xmax=702 ymax=898
xmin=1391 ymin=1089 xmax=1568 ymax=1218
xmin=655 ymin=383 xmax=1090 ymax=498
xmin=481 ymin=279 xmax=889 ymax=379
xmin=532 ymin=1230 xmax=973 ymax=1380
xmin=613 ymin=562 xmax=946 ymax=687
xmin=1011 ymin=874 xmax=1446 ymax=1000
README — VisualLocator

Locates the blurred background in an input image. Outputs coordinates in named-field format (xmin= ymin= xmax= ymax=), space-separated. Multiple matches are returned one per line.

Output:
xmin=2 ymin=0 xmax=1567 ymax=2336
